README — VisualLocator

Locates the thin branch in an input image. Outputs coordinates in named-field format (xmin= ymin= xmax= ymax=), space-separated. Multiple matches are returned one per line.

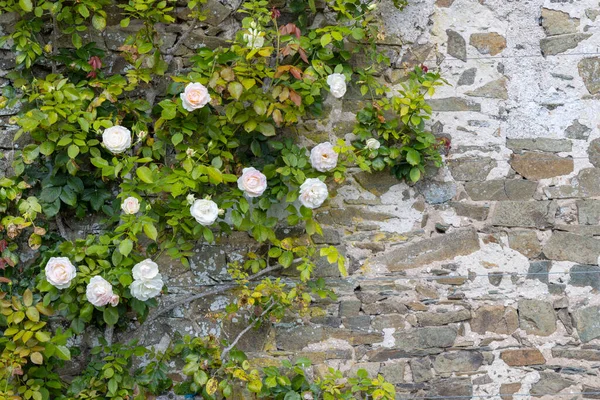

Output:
xmin=51 ymin=14 xmax=59 ymax=74
xmin=136 ymin=265 xmax=282 ymax=334
xmin=55 ymin=213 xmax=68 ymax=240
xmin=221 ymin=301 xmax=275 ymax=361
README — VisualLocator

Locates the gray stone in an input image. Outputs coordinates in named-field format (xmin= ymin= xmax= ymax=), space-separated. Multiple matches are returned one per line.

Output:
xmin=457 ymin=68 xmax=477 ymax=86
xmin=433 ymin=351 xmax=484 ymax=374
xmin=416 ymin=309 xmax=471 ymax=326
xmin=353 ymin=171 xmax=400 ymax=196
xmin=342 ymin=316 xmax=370 ymax=331
xmin=586 ymin=8 xmax=600 ymax=21
xmin=507 ymin=138 xmax=572 ymax=153
xmin=588 ymin=138 xmax=600 ymax=168
xmin=491 ymin=201 xmax=554 ymax=228
xmin=544 ymin=232 xmax=600 ymax=264
xmin=446 ymin=29 xmax=467 ymax=61
xmin=447 ymin=157 xmax=496 ymax=181
xmin=416 ymin=180 xmax=457 ymax=204
xmin=339 ymin=299 xmax=362 ymax=317
xmin=565 ymin=120 xmax=591 ymax=140
xmin=372 ymin=314 xmax=405 ymax=331
xmin=574 ymin=306 xmax=600 ymax=342
xmin=398 ymin=43 xmax=435 ymax=70
xmin=426 ymin=379 xmax=473 ymax=399
xmin=379 ymin=361 xmax=405 ymax=384
xmin=510 ymin=152 xmax=574 ymax=180
xmin=362 ymin=299 xmax=408 ymax=315
xmin=530 ymin=371 xmax=574 ymax=396
xmin=541 ymin=8 xmax=579 ymax=36
xmin=527 ymin=261 xmax=551 ymax=284
xmin=577 ymin=199 xmax=600 ymax=224
xmin=428 ymin=97 xmax=481 ymax=112
xmin=375 ymin=229 xmax=480 ymax=271
xmin=466 ymin=78 xmax=508 ymax=100
xmin=518 ymin=299 xmax=557 ymax=336
xmin=579 ymin=168 xmax=600 ymax=196
xmin=552 ymin=346 xmax=600 ymax=361
xmin=578 ymin=57 xmax=600 ymax=94
xmin=200 ymin=0 xmax=232 ymax=26
xmin=470 ymin=305 xmax=519 ymax=335
xmin=504 ymin=180 xmax=538 ymax=201
xmin=465 ymin=180 xmax=508 ymax=201
xmin=449 ymin=202 xmax=490 ymax=221
xmin=394 ymin=326 xmax=457 ymax=352
xmin=540 ymin=34 xmax=592 ymax=56
xmin=508 ymin=231 xmax=542 ymax=258
xmin=570 ymin=264 xmax=600 ymax=290
xmin=410 ymin=358 xmax=433 ymax=383
xmin=583 ymin=385 xmax=600 ymax=399
xmin=469 ymin=32 xmax=506 ymax=56
xmin=275 ymin=326 xmax=324 ymax=351
xmin=488 ymin=272 xmax=503 ymax=287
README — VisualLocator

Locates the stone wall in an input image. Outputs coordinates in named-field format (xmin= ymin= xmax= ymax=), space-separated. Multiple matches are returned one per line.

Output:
xmin=3 ymin=0 xmax=600 ymax=398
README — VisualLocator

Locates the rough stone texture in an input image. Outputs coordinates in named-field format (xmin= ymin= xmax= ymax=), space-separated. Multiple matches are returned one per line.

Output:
xmin=500 ymin=349 xmax=546 ymax=366
xmin=577 ymin=199 xmax=600 ymax=225
xmin=491 ymin=201 xmax=554 ymax=228
xmin=518 ymin=299 xmax=557 ymax=336
xmin=507 ymin=138 xmax=572 ymax=153
xmin=565 ymin=120 xmax=591 ymax=140
xmin=587 ymin=138 xmax=600 ymax=168
xmin=541 ymin=8 xmax=579 ymax=36
xmin=540 ymin=34 xmax=592 ymax=56
xmin=415 ymin=180 xmax=457 ymax=204
xmin=447 ymin=157 xmax=496 ymax=181
xmin=470 ymin=306 xmax=518 ymax=335
xmin=428 ymin=97 xmax=481 ymax=111
xmin=433 ymin=351 xmax=484 ymax=373
xmin=573 ymin=306 xmax=600 ymax=343
xmin=508 ymin=230 xmax=541 ymax=258
xmin=446 ymin=29 xmax=466 ymax=61
xmin=416 ymin=309 xmax=471 ymax=326
xmin=457 ymin=68 xmax=476 ymax=86
xmin=394 ymin=327 xmax=458 ymax=352
xmin=569 ymin=265 xmax=600 ymax=290
xmin=530 ymin=371 xmax=575 ymax=396
xmin=469 ymin=32 xmax=506 ymax=56
xmin=375 ymin=229 xmax=480 ymax=271
xmin=510 ymin=152 xmax=574 ymax=180
xmin=466 ymin=78 xmax=508 ymax=100
xmin=544 ymin=232 xmax=600 ymax=264
xmin=578 ymin=57 xmax=600 ymax=94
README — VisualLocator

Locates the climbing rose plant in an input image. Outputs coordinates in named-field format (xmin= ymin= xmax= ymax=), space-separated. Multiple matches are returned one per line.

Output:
xmin=0 ymin=0 xmax=444 ymax=398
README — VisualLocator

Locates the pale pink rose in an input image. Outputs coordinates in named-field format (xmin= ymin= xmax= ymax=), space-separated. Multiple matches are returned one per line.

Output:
xmin=121 ymin=196 xmax=140 ymax=214
xmin=180 ymin=82 xmax=211 ymax=112
xmin=86 ymin=276 xmax=116 ymax=307
xmin=102 ymin=125 xmax=132 ymax=154
xmin=45 ymin=257 xmax=77 ymax=289
xmin=237 ymin=167 xmax=267 ymax=197
xmin=310 ymin=142 xmax=338 ymax=172
xmin=109 ymin=295 xmax=119 ymax=307
xmin=299 ymin=178 xmax=328 ymax=209
xmin=326 ymin=73 xmax=346 ymax=98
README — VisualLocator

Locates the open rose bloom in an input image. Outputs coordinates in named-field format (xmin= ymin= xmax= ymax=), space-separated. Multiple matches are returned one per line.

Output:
xmin=121 ymin=196 xmax=140 ymax=214
xmin=238 ymin=167 xmax=267 ymax=197
xmin=45 ymin=257 xmax=77 ymax=289
xmin=326 ymin=73 xmax=347 ymax=98
xmin=86 ymin=276 xmax=119 ymax=307
xmin=190 ymin=199 xmax=219 ymax=226
xmin=130 ymin=259 xmax=163 ymax=301
xmin=310 ymin=142 xmax=338 ymax=172
xmin=299 ymin=178 xmax=329 ymax=209
xmin=102 ymin=125 xmax=132 ymax=154
xmin=180 ymin=82 xmax=211 ymax=111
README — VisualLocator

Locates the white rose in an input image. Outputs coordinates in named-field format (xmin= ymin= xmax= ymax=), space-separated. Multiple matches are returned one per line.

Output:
xmin=86 ymin=276 xmax=118 ymax=307
xmin=45 ymin=257 xmax=77 ymax=289
xmin=102 ymin=125 xmax=132 ymax=154
xmin=121 ymin=196 xmax=140 ymax=214
xmin=326 ymin=73 xmax=347 ymax=98
xmin=180 ymin=82 xmax=211 ymax=112
xmin=299 ymin=178 xmax=329 ymax=209
xmin=130 ymin=275 xmax=163 ymax=301
xmin=237 ymin=167 xmax=267 ymax=197
xmin=186 ymin=193 xmax=196 ymax=205
xmin=243 ymin=28 xmax=265 ymax=49
xmin=132 ymin=259 xmax=159 ymax=280
xmin=190 ymin=199 xmax=219 ymax=226
xmin=366 ymin=138 xmax=381 ymax=150
xmin=310 ymin=142 xmax=338 ymax=172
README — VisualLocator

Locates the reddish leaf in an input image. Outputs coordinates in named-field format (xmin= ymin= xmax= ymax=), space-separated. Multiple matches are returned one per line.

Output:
xmin=0 ymin=239 xmax=6 ymax=252
xmin=298 ymin=48 xmax=309 ymax=64
xmin=0 ymin=277 xmax=10 ymax=283
xmin=281 ymin=45 xmax=291 ymax=57
xmin=289 ymin=90 xmax=301 ymax=107
xmin=289 ymin=66 xmax=303 ymax=80
xmin=274 ymin=65 xmax=291 ymax=78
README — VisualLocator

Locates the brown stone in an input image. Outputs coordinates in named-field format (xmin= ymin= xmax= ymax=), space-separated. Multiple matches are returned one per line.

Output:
xmin=500 ymin=349 xmax=546 ymax=366
xmin=543 ymin=232 xmax=600 ymax=264
xmin=508 ymin=230 xmax=542 ymax=258
xmin=510 ymin=152 xmax=574 ymax=180
xmin=469 ymin=32 xmax=507 ymax=56
xmin=470 ymin=305 xmax=518 ymax=335
xmin=436 ymin=0 xmax=455 ymax=7
xmin=541 ymin=8 xmax=579 ymax=36
xmin=500 ymin=383 xmax=522 ymax=400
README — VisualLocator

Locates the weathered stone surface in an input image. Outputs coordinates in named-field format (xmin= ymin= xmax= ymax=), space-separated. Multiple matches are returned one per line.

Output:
xmin=579 ymin=168 xmax=600 ymax=196
xmin=583 ymin=385 xmax=600 ymax=399
xmin=544 ymin=232 xmax=600 ymax=264
xmin=578 ymin=57 xmax=600 ymax=94
xmin=446 ymin=29 xmax=467 ymax=61
xmin=530 ymin=371 xmax=574 ymax=396
xmin=379 ymin=361 xmax=405 ymax=384
xmin=465 ymin=180 xmax=507 ymax=201
xmin=540 ymin=34 xmax=592 ymax=56
xmin=565 ymin=120 xmax=591 ymax=140
xmin=416 ymin=309 xmax=471 ymax=326
xmin=275 ymin=326 xmax=324 ymax=351
xmin=541 ymin=8 xmax=579 ymax=36
xmin=394 ymin=326 xmax=457 ymax=352
xmin=372 ymin=314 xmax=405 ymax=331
xmin=499 ymin=383 xmax=522 ymax=400
xmin=510 ymin=152 xmax=573 ymax=180
xmin=577 ymin=199 xmax=600 ymax=224
xmin=375 ymin=229 xmax=480 ymax=271
xmin=504 ymin=180 xmax=538 ymax=200
xmin=507 ymin=138 xmax=572 ymax=153
xmin=433 ymin=351 xmax=484 ymax=373
xmin=491 ymin=201 xmax=554 ymax=228
xmin=416 ymin=180 xmax=456 ymax=204
xmin=500 ymin=349 xmax=546 ymax=366
xmin=428 ymin=97 xmax=481 ymax=111
xmin=518 ymin=299 xmax=557 ymax=336
xmin=447 ymin=157 xmax=496 ymax=181
xmin=469 ymin=32 xmax=506 ymax=56
xmin=317 ymin=208 xmax=395 ymax=226
xmin=436 ymin=0 xmax=454 ymax=7
xmin=470 ymin=306 xmax=518 ymax=335
xmin=353 ymin=171 xmax=400 ymax=196
xmin=552 ymin=346 xmax=600 ymax=361
xmin=508 ymin=230 xmax=541 ymax=258
xmin=449 ymin=202 xmax=489 ymax=221
xmin=573 ymin=306 xmax=600 ymax=343
xmin=457 ymin=68 xmax=477 ymax=86
xmin=410 ymin=358 xmax=433 ymax=383
xmin=398 ymin=43 xmax=435 ymax=70
xmin=200 ymin=0 xmax=232 ymax=26
xmin=362 ymin=299 xmax=408 ymax=315
xmin=339 ymin=299 xmax=361 ymax=317
xmin=527 ymin=261 xmax=551 ymax=284
xmin=426 ymin=379 xmax=473 ymax=398
xmin=570 ymin=264 xmax=600 ymax=290
xmin=588 ymin=138 xmax=600 ymax=168
xmin=466 ymin=78 xmax=508 ymax=100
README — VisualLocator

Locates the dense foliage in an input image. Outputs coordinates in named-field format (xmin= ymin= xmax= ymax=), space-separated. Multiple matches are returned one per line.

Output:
xmin=0 ymin=0 xmax=444 ymax=398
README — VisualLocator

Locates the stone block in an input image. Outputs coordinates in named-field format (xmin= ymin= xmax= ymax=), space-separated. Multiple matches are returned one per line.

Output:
xmin=541 ymin=33 xmax=592 ymax=56
xmin=428 ymin=97 xmax=481 ymax=112
xmin=449 ymin=202 xmax=490 ymax=220
xmin=416 ymin=309 xmax=471 ymax=326
xmin=470 ymin=305 xmax=518 ymax=335
xmin=541 ymin=8 xmax=579 ymax=36
xmin=510 ymin=152 xmax=573 ymax=180
xmin=500 ymin=349 xmax=546 ymax=366
xmin=543 ymin=232 xmax=600 ymax=264
xmin=447 ymin=157 xmax=496 ymax=181
xmin=491 ymin=201 xmax=554 ymax=228
xmin=508 ymin=230 xmax=542 ymax=258
xmin=394 ymin=326 xmax=458 ymax=353
xmin=573 ymin=306 xmax=600 ymax=343
xmin=466 ymin=78 xmax=508 ymax=100
xmin=446 ymin=29 xmax=466 ymax=61
xmin=578 ymin=57 xmax=600 ymax=94
xmin=507 ymin=138 xmax=572 ymax=153
xmin=469 ymin=32 xmax=506 ymax=55
xmin=569 ymin=264 xmax=600 ymax=290
xmin=433 ymin=351 xmax=484 ymax=373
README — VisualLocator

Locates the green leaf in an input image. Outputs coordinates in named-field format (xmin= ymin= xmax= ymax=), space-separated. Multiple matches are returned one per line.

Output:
xmin=40 ymin=186 xmax=62 ymax=203
xmin=19 ymin=0 xmax=32 ymax=12
xmin=171 ymin=133 xmax=183 ymax=146
xmin=119 ymin=239 xmax=133 ymax=256
xmin=67 ymin=144 xmax=79 ymax=159
xmin=136 ymin=166 xmax=154 ymax=183
xmin=228 ymin=82 xmax=244 ymax=100
xmin=409 ymin=167 xmax=421 ymax=182
xmin=103 ymin=307 xmax=119 ymax=326
xmin=257 ymin=123 xmax=275 ymax=137
xmin=92 ymin=14 xmax=106 ymax=31
xmin=320 ymin=33 xmax=332 ymax=47
xmin=60 ymin=186 xmax=77 ymax=206
xmin=54 ymin=345 xmax=71 ymax=360
xmin=72 ymin=33 xmax=82 ymax=49
xmin=143 ymin=223 xmax=158 ymax=241
xmin=138 ymin=42 xmax=153 ymax=54
xmin=284 ymin=392 xmax=301 ymax=400
xmin=39 ymin=141 xmax=55 ymax=156
xmin=405 ymin=148 xmax=420 ymax=166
